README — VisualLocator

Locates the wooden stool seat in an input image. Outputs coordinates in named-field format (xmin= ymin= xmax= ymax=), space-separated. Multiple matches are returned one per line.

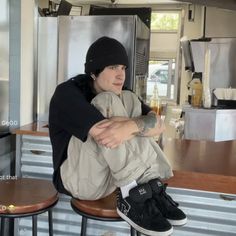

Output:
xmin=0 ymin=178 xmax=58 ymax=215
xmin=71 ymin=191 xmax=119 ymax=219
xmin=71 ymin=191 xmax=140 ymax=236
xmin=0 ymin=178 xmax=59 ymax=236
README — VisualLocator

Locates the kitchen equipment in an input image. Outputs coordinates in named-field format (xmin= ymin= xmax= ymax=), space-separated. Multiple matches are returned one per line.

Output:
xmin=182 ymin=37 xmax=236 ymax=107
xmin=184 ymin=107 xmax=236 ymax=141
xmin=190 ymin=38 xmax=236 ymax=93
xmin=212 ymin=88 xmax=236 ymax=108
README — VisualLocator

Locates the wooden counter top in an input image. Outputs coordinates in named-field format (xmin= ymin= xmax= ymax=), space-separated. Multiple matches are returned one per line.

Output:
xmin=162 ymin=138 xmax=236 ymax=195
xmin=13 ymin=121 xmax=49 ymax=136
xmin=13 ymin=122 xmax=236 ymax=195
xmin=163 ymin=138 xmax=236 ymax=177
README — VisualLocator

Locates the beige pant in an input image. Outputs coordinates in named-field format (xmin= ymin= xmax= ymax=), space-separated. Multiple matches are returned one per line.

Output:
xmin=61 ymin=91 xmax=173 ymax=200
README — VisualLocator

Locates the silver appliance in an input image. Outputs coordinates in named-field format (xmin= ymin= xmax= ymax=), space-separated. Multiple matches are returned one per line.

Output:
xmin=188 ymin=38 xmax=236 ymax=92
xmin=37 ymin=15 xmax=150 ymax=121
xmin=181 ymin=37 xmax=236 ymax=105
xmin=181 ymin=37 xmax=236 ymax=141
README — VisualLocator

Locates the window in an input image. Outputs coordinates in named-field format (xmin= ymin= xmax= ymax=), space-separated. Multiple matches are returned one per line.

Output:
xmin=147 ymin=60 xmax=175 ymax=103
xmin=147 ymin=10 xmax=181 ymax=103
xmin=151 ymin=12 xmax=179 ymax=32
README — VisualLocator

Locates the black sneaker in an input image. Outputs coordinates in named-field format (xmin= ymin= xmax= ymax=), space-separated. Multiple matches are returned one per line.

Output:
xmin=116 ymin=183 xmax=173 ymax=236
xmin=149 ymin=178 xmax=187 ymax=226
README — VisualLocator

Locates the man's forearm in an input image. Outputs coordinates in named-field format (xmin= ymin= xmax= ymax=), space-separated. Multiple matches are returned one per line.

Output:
xmin=132 ymin=112 xmax=158 ymax=136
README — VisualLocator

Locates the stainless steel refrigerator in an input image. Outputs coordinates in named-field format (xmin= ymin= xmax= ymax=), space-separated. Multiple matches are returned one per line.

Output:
xmin=37 ymin=15 xmax=150 ymax=121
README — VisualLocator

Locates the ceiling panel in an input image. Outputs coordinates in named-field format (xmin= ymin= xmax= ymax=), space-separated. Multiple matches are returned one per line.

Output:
xmin=60 ymin=0 xmax=236 ymax=11
xmin=67 ymin=0 xmax=179 ymax=5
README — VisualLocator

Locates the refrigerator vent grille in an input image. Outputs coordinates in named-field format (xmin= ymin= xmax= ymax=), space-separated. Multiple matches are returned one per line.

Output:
xmin=136 ymin=51 xmax=147 ymax=75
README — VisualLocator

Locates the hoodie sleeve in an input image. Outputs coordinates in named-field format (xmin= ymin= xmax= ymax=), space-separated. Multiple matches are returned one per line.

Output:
xmin=49 ymin=80 xmax=105 ymax=142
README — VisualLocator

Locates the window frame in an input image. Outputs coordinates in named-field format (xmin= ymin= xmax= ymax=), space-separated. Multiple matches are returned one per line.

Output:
xmin=147 ymin=59 xmax=176 ymax=101
xmin=147 ymin=9 xmax=182 ymax=103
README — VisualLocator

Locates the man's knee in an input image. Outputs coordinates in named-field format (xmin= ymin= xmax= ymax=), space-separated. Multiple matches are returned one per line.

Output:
xmin=91 ymin=92 xmax=126 ymax=117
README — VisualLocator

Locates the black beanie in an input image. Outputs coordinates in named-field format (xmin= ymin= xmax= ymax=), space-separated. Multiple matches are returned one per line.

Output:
xmin=84 ymin=36 xmax=129 ymax=74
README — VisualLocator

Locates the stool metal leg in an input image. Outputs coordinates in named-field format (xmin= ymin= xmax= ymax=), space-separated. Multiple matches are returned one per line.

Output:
xmin=1 ymin=217 xmax=6 ymax=236
xmin=9 ymin=218 xmax=14 ymax=236
xmin=48 ymin=209 xmax=53 ymax=236
xmin=80 ymin=216 xmax=87 ymax=236
xmin=130 ymin=226 xmax=141 ymax=236
xmin=130 ymin=226 xmax=136 ymax=236
xmin=32 ymin=215 xmax=37 ymax=236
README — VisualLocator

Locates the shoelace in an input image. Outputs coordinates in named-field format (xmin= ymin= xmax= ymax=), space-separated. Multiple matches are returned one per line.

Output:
xmin=162 ymin=184 xmax=179 ymax=207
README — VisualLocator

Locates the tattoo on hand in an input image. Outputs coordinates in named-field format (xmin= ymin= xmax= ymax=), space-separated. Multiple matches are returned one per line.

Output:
xmin=133 ymin=112 xmax=157 ymax=136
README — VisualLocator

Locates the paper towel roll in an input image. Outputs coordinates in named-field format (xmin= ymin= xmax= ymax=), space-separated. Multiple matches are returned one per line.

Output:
xmin=203 ymin=46 xmax=212 ymax=108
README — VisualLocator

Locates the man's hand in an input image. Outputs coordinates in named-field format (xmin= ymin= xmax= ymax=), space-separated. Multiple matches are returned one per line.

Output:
xmin=89 ymin=118 xmax=138 ymax=149
xmin=144 ymin=115 xmax=165 ymax=137
xmin=88 ymin=112 xmax=165 ymax=149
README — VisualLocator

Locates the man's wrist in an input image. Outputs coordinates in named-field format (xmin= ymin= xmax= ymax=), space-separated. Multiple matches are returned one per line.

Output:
xmin=132 ymin=119 xmax=145 ymax=135
xmin=132 ymin=112 xmax=157 ymax=136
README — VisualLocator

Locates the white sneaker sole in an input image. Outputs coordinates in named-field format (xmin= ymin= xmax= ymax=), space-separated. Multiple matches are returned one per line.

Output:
xmin=117 ymin=208 xmax=173 ymax=236
xmin=168 ymin=217 xmax=187 ymax=226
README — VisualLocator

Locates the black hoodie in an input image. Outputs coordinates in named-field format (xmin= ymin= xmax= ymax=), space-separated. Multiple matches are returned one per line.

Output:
xmin=48 ymin=74 xmax=151 ymax=195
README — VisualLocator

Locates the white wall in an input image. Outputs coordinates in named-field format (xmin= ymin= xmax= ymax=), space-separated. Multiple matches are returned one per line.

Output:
xmin=205 ymin=7 xmax=236 ymax=37
xmin=20 ymin=0 xmax=35 ymax=125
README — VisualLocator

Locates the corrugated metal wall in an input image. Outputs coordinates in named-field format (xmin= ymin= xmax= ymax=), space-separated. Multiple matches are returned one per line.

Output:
xmin=18 ymin=135 xmax=236 ymax=235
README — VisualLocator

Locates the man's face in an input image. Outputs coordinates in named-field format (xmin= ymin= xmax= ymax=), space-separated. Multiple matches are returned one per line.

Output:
xmin=93 ymin=65 xmax=126 ymax=95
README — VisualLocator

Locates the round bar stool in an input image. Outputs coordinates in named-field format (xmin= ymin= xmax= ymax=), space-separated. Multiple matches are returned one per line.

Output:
xmin=0 ymin=178 xmax=59 ymax=236
xmin=71 ymin=191 xmax=141 ymax=236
